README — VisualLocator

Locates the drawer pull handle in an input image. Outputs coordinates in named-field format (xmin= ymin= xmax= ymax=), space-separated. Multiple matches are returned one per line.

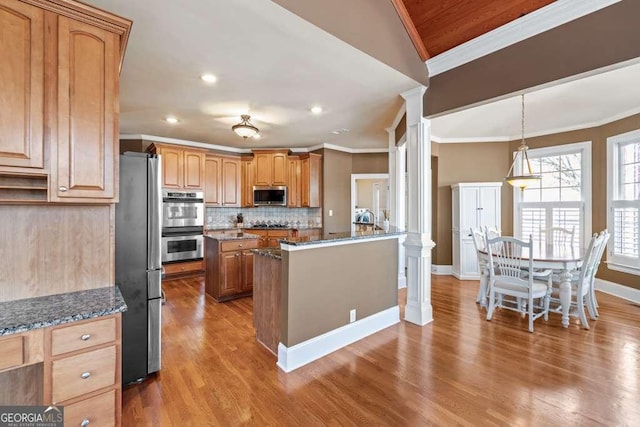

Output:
xmin=81 ymin=334 xmax=91 ymax=341
xmin=81 ymin=372 xmax=91 ymax=379
xmin=81 ymin=419 xmax=90 ymax=427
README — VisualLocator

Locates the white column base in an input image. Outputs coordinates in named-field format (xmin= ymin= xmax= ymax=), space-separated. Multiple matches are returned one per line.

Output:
xmin=403 ymin=232 xmax=435 ymax=326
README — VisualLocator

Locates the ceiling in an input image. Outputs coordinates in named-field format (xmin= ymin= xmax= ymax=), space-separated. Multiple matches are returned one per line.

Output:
xmin=395 ymin=0 xmax=554 ymax=59
xmin=83 ymin=0 xmax=637 ymax=150
xmin=82 ymin=0 xmax=419 ymax=150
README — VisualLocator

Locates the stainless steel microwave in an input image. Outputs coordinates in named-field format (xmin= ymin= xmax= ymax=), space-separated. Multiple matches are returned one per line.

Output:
xmin=253 ymin=186 xmax=287 ymax=206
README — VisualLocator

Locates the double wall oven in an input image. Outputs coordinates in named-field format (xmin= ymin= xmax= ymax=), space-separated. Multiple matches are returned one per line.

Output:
xmin=161 ymin=190 xmax=204 ymax=263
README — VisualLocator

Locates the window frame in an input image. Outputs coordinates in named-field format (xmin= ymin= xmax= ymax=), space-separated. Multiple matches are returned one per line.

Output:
xmin=607 ymin=129 xmax=640 ymax=275
xmin=513 ymin=141 xmax=592 ymax=249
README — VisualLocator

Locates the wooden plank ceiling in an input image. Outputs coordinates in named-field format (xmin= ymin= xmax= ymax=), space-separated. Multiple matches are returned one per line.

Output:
xmin=392 ymin=0 xmax=555 ymax=60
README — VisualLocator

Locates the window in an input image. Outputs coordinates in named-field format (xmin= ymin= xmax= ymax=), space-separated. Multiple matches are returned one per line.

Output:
xmin=514 ymin=142 xmax=591 ymax=250
xmin=607 ymin=130 xmax=640 ymax=275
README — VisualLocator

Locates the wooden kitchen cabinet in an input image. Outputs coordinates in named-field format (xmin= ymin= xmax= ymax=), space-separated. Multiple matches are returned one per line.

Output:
xmin=287 ymin=156 xmax=301 ymax=207
xmin=148 ymin=144 xmax=205 ymax=190
xmin=241 ymin=156 xmax=255 ymax=207
xmin=205 ymin=155 xmax=240 ymax=206
xmin=300 ymin=153 xmax=322 ymax=207
xmin=0 ymin=0 xmax=44 ymax=170
xmin=0 ymin=0 xmax=131 ymax=203
xmin=205 ymin=237 xmax=258 ymax=302
xmin=253 ymin=149 xmax=289 ymax=186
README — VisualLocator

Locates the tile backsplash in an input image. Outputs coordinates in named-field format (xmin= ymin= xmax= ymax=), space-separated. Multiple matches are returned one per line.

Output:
xmin=206 ymin=207 xmax=322 ymax=228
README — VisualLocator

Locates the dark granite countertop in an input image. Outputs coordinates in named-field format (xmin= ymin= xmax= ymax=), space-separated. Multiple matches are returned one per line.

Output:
xmin=280 ymin=226 xmax=405 ymax=247
xmin=204 ymin=232 xmax=260 ymax=241
xmin=0 ymin=286 xmax=127 ymax=336
xmin=252 ymin=248 xmax=282 ymax=260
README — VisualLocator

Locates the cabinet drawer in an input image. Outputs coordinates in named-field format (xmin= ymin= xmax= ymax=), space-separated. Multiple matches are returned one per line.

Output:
xmin=0 ymin=336 xmax=23 ymax=371
xmin=51 ymin=317 xmax=116 ymax=356
xmin=64 ymin=389 xmax=115 ymax=427
xmin=52 ymin=345 xmax=116 ymax=403
xmin=221 ymin=239 xmax=258 ymax=252
xmin=163 ymin=259 xmax=203 ymax=275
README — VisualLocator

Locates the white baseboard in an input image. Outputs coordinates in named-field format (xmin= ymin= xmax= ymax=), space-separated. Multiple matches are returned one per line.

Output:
xmin=595 ymin=278 xmax=640 ymax=304
xmin=431 ymin=265 xmax=452 ymax=275
xmin=277 ymin=305 xmax=400 ymax=373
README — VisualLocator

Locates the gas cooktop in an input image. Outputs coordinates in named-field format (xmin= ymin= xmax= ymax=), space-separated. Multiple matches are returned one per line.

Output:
xmin=248 ymin=224 xmax=291 ymax=229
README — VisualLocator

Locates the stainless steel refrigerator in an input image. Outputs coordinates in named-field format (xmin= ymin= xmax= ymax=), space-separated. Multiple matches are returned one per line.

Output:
xmin=115 ymin=152 xmax=162 ymax=384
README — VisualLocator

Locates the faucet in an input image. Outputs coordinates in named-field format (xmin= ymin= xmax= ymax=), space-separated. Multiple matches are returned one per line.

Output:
xmin=363 ymin=209 xmax=376 ymax=226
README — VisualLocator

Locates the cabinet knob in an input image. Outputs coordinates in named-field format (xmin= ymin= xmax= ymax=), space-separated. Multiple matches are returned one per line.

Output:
xmin=239 ymin=244 xmax=243 ymax=247
xmin=81 ymin=334 xmax=91 ymax=341
xmin=59 ymin=186 xmax=68 ymax=192
xmin=81 ymin=419 xmax=90 ymax=427
xmin=81 ymin=372 xmax=91 ymax=379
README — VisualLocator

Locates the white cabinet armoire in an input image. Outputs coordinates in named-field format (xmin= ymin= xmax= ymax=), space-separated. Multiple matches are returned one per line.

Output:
xmin=451 ymin=182 xmax=502 ymax=280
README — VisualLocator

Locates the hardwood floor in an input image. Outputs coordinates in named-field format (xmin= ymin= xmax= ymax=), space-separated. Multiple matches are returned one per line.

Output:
xmin=122 ymin=275 xmax=640 ymax=426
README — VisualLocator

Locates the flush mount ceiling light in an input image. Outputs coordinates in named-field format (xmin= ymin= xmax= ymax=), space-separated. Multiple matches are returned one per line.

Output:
xmin=310 ymin=105 xmax=323 ymax=114
xmin=331 ymin=128 xmax=350 ymax=135
xmin=200 ymin=73 xmax=217 ymax=84
xmin=232 ymin=114 xmax=259 ymax=138
xmin=505 ymin=94 xmax=541 ymax=191
xmin=164 ymin=116 xmax=179 ymax=124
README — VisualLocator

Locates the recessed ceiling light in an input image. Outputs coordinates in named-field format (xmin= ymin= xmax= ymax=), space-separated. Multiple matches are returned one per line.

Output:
xmin=252 ymin=134 xmax=261 ymax=140
xmin=310 ymin=105 xmax=323 ymax=114
xmin=200 ymin=73 xmax=217 ymax=84
xmin=164 ymin=116 xmax=179 ymax=124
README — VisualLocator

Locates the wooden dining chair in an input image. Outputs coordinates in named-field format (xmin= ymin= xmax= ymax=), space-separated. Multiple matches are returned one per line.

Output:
xmin=549 ymin=232 xmax=606 ymax=329
xmin=485 ymin=235 xmax=552 ymax=333
xmin=543 ymin=226 xmax=575 ymax=247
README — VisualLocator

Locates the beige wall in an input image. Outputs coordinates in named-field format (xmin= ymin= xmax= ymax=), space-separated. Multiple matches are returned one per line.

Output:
xmin=434 ymin=113 xmax=640 ymax=290
xmin=322 ymin=150 xmax=389 ymax=233
xmin=280 ymin=238 xmax=398 ymax=346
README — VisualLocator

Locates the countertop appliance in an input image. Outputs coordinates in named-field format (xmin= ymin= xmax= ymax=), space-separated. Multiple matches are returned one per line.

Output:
xmin=253 ymin=186 xmax=287 ymax=206
xmin=115 ymin=152 xmax=163 ymax=384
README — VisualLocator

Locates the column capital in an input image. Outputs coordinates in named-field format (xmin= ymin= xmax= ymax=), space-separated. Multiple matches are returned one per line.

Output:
xmin=400 ymin=86 xmax=427 ymax=102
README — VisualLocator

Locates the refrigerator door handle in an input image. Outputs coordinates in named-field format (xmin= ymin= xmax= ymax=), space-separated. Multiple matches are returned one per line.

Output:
xmin=147 ymin=269 xmax=163 ymax=300
xmin=148 ymin=298 xmax=162 ymax=374
xmin=148 ymin=155 xmax=162 ymax=270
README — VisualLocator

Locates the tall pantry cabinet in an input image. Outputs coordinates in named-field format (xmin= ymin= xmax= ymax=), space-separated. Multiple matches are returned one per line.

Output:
xmin=451 ymin=182 xmax=502 ymax=280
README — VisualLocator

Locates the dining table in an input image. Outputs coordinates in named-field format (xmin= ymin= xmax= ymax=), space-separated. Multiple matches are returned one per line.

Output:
xmin=478 ymin=242 xmax=585 ymax=328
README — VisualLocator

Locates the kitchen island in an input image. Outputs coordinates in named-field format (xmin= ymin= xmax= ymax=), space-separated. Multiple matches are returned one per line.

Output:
xmin=253 ymin=227 xmax=405 ymax=372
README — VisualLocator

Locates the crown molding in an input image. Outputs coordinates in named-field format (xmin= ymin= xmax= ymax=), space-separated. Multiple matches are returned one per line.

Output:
xmin=431 ymin=105 xmax=640 ymax=144
xmin=120 ymin=135 xmax=389 ymax=154
xmin=426 ymin=0 xmax=621 ymax=77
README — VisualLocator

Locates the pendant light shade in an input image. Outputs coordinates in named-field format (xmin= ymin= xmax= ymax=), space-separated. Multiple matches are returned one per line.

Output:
xmin=505 ymin=94 xmax=541 ymax=190
xmin=232 ymin=115 xmax=259 ymax=138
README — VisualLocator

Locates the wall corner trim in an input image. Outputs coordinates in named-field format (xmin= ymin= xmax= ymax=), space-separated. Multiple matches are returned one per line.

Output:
xmin=277 ymin=305 xmax=400 ymax=373
xmin=595 ymin=278 xmax=640 ymax=304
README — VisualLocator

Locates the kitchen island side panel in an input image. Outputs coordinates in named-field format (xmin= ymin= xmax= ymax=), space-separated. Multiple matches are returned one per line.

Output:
xmin=282 ymin=238 xmax=398 ymax=347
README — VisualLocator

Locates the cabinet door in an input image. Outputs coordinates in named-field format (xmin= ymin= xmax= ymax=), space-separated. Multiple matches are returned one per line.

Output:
xmin=204 ymin=156 xmax=221 ymax=205
xmin=479 ymin=186 xmax=501 ymax=230
xmin=459 ymin=187 xmax=480 ymax=232
xmin=159 ymin=147 xmax=182 ymax=189
xmin=240 ymin=251 xmax=254 ymax=292
xmin=241 ymin=158 xmax=254 ymax=207
xmin=55 ymin=16 xmax=119 ymax=200
xmin=254 ymin=153 xmax=271 ymax=186
xmin=0 ymin=0 xmax=44 ymax=169
xmin=271 ymin=153 xmax=287 ymax=185
xmin=222 ymin=158 xmax=240 ymax=206
xmin=183 ymin=150 xmax=204 ymax=189
xmin=288 ymin=158 xmax=300 ymax=207
xmin=300 ymin=157 xmax=310 ymax=207
xmin=220 ymin=252 xmax=241 ymax=297
xmin=461 ymin=239 xmax=480 ymax=278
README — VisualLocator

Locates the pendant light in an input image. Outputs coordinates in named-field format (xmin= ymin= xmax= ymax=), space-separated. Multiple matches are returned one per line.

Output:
xmin=505 ymin=94 xmax=541 ymax=190
xmin=232 ymin=115 xmax=259 ymax=138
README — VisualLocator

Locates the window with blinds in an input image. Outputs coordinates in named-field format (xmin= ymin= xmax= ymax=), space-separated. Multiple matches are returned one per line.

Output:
xmin=608 ymin=130 xmax=640 ymax=274
xmin=514 ymin=142 xmax=591 ymax=250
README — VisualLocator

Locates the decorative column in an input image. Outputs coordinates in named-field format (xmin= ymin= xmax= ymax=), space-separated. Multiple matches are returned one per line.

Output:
xmin=387 ymin=128 xmax=407 ymax=288
xmin=401 ymin=86 xmax=434 ymax=326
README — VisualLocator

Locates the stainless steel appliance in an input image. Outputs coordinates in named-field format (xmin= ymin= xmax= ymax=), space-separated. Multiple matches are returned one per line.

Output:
xmin=161 ymin=230 xmax=203 ymax=262
xmin=115 ymin=153 xmax=163 ymax=384
xmin=162 ymin=190 xmax=204 ymax=227
xmin=253 ymin=185 xmax=287 ymax=206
